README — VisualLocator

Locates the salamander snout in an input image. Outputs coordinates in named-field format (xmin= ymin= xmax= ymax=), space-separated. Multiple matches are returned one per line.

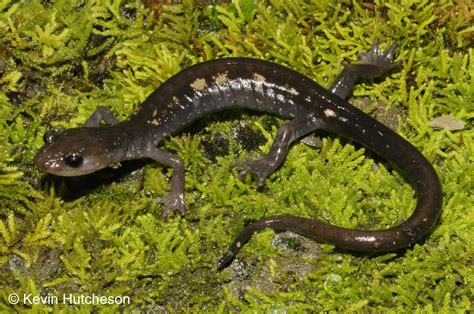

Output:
xmin=34 ymin=147 xmax=86 ymax=176
xmin=34 ymin=127 xmax=125 ymax=177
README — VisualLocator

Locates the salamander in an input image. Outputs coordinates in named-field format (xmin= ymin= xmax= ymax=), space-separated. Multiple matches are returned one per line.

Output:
xmin=34 ymin=39 xmax=442 ymax=270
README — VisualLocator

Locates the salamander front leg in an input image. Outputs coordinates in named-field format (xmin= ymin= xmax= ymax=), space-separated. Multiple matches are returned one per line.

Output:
xmin=144 ymin=148 xmax=186 ymax=219
xmin=42 ymin=107 xmax=121 ymax=144
xmin=232 ymin=116 xmax=321 ymax=186
xmin=84 ymin=106 xmax=120 ymax=127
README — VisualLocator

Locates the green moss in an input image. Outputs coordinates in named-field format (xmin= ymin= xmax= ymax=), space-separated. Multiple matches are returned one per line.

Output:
xmin=0 ymin=0 xmax=472 ymax=311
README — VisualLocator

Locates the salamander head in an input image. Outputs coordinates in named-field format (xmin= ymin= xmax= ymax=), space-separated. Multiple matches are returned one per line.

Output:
xmin=35 ymin=127 xmax=129 ymax=176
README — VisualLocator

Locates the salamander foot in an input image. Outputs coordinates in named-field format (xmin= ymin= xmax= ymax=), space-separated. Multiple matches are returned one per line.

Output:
xmin=156 ymin=191 xmax=186 ymax=219
xmin=231 ymin=157 xmax=277 ymax=187
xmin=358 ymin=38 xmax=402 ymax=73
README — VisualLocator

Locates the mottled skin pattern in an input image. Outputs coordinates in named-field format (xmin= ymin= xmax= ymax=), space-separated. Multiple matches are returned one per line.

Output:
xmin=34 ymin=40 xmax=442 ymax=270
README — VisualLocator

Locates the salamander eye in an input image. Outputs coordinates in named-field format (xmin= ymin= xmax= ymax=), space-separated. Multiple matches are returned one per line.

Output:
xmin=64 ymin=152 xmax=83 ymax=168
xmin=43 ymin=130 xmax=59 ymax=144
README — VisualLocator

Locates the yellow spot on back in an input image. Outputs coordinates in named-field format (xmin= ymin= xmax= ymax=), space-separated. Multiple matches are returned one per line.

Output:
xmin=213 ymin=72 xmax=229 ymax=84
xmin=324 ymin=108 xmax=336 ymax=117
xmin=253 ymin=73 xmax=266 ymax=82
xmin=190 ymin=78 xmax=207 ymax=90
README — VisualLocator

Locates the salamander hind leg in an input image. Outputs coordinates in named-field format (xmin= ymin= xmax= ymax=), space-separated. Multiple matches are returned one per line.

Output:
xmin=329 ymin=39 xmax=402 ymax=99
xmin=232 ymin=116 xmax=322 ymax=186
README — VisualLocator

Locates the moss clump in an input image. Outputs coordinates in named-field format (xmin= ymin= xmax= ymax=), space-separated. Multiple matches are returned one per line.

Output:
xmin=0 ymin=0 xmax=472 ymax=312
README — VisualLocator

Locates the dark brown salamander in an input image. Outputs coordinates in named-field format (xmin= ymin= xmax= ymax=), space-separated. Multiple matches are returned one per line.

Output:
xmin=34 ymin=40 xmax=442 ymax=270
